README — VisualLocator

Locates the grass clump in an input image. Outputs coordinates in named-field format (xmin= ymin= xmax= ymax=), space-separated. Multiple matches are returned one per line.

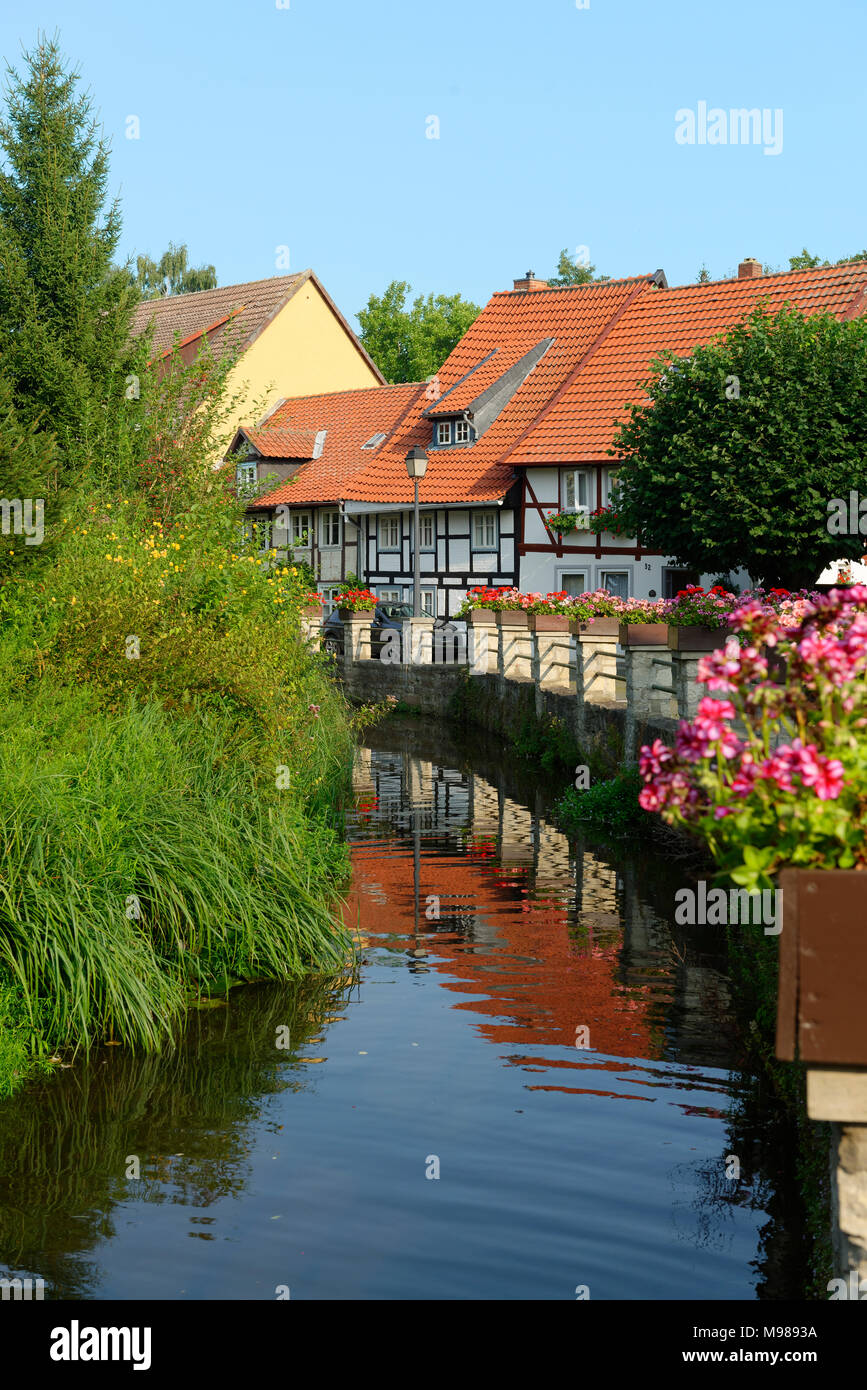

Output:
xmin=556 ymin=767 xmax=648 ymax=836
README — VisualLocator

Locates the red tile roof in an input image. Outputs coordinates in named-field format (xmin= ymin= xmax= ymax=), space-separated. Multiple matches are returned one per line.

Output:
xmin=424 ymin=338 xmax=550 ymax=417
xmin=240 ymin=424 xmax=320 ymax=459
xmin=508 ymin=261 xmax=867 ymax=464
xmin=243 ymin=382 xmax=426 ymax=508
xmin=243 ymin=261 xmax=867 ymax=511
xmin=342 ymin=276 xmax=656 ymax=503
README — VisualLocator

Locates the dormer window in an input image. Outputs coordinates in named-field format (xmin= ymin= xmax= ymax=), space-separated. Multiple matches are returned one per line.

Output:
xmin=436 ymin=421 xmax=451 ymax=445
xmin=455 ymin=419 xmax=471 ymax=443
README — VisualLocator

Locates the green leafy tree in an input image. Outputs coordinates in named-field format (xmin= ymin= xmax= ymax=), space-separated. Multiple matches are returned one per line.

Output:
xmin=358 ymin=281 xmax=481 ymax=383
xmin=135 ymin=243 xmax=218 ymax=299
xmin=789 ymin=248 xmax=867 ymax=271
xmin=548 ymin=248 xmax=609 ymax=286
xmin=0 ymin=35 xmax=144 ymax=479
xmin=611 ymin=305 xmax=867 ymax=591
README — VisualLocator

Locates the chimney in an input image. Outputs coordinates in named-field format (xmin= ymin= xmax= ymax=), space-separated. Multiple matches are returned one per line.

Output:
xmin=513 ymin=269 xmax=549 ymax=292
xmin=738 ymin=257 xmax=763 ymax=280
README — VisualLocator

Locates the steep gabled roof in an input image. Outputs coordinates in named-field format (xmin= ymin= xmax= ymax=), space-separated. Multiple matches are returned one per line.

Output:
xmin=131 ymin=269 xmax=386 ymax=380
xmin=341 ymin=275 xmax=658 ymax=504
xmin=508 ymin=261 xmax=867 ymax=464
xmin=241 ymin=382 xmax=426 ymax=509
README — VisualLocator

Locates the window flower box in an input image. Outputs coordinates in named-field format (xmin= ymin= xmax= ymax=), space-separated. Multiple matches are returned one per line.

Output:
xmin=546 ymin=510 xmax=590 ymax=535
xmin=467 ymin=608 xmax=497 ymax=626
xmin=496 ymin=609 xmax=530 ymax=629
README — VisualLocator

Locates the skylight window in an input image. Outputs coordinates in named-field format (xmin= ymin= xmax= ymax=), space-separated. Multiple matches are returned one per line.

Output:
xmin=362 ymin=431 xmax=387 ymax=450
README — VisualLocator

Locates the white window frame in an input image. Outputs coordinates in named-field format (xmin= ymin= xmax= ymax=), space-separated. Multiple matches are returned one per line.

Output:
xmin=557 ymin=569 xmax=589 ymax=596
xmin=378 ymin=514 xmax=400 ymax=551
xmin=319 ymin=584 xmax=344 ymax=615
xmin=291 ymin=511 xmax=311 ymax=546
xmin=599 ymin=568 xmax=630 ymax=598
xmin=472 ymin=510 xmax=498 ymax=551
xmin=419 ymin=512 xmax=435 ymax=550
xmin=420 ymin=587 xmax=437 ymax=617
xmin=562 ymin=468 xmax=590 ymax=515
xmin=602 ymin=467 xmax=619 ymax=506
xmin=436 ymin=421 xmax=451 ymax=445
xmin=454 ymin=419 xmax=470 ymax=443
xmin=236 ymin=463 xmax=257 ymax=495
xmin=320 ymin=510 xmax=341 ymax=549
xmin=377 ymin=587 xmax=401 ymax=603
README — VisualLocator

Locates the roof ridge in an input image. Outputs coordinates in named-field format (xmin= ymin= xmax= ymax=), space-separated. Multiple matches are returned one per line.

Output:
xmin=267 ymin=381 xmax=426 ymax=408
xmin=141 ymin=271 xmax=307 ymax=305
xmin=668 ymin=261 xmax=867 ymax=292
xmin=489 ymin=273 xmax=656 ymax=299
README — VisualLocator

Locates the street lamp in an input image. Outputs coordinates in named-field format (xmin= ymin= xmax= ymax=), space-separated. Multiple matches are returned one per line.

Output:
xmin=404 ymin=448 xmax=429 ymax=618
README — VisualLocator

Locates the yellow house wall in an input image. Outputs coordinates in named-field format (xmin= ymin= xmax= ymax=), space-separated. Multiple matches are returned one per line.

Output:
xmin=219 ymin=280 xmax=380 ymax=453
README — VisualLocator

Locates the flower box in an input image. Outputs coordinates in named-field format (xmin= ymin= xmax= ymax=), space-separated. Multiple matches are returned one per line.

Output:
xmin=529 ymin=613 xmax=570 ymax=633
xmin=667 ymin=624 xmax=729 ymax=651
xmin=496 ymin=609 xmax=530 ymax=629
xmin=467 ymin=608 xmax=497 ymax=626
xmin=776 ymin=868 xmax=867 ymax=1067
xmin=338 ymin=607 xmax=375 ymax=621
xmin=302 ymin=603 xmax=323 ymax=618
xmin=618 ymin=622 xmax=670 ymax=646
xmin=571 ymin=616 xmax=620 ymax=638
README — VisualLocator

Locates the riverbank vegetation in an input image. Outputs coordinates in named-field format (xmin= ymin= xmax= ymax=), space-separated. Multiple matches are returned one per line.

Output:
xmin=0 ymin=38 xmax=360 ymax=1095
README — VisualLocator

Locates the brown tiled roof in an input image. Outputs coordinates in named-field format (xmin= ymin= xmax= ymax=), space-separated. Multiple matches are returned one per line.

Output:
xmin=244 ymin=382 xmax=426 ymax=508
xmin=131 ymin=273 xmax=307 ymax=360
xmin=131 ymin=269 xmax=386 ymax=381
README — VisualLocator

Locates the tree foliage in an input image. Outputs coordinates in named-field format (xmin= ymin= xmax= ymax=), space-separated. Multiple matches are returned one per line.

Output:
xmin=548 ymin=247 xmax=609 ymax=286
xmin=134 ymin=242 xmax=218 ymax=299
xmin=611 ymin=305 xmax=867 ymax=590
xmin=0 ymin=35 xmax=143 ymax=477
xmin=358 ymin=281 xmax=481 ymax=383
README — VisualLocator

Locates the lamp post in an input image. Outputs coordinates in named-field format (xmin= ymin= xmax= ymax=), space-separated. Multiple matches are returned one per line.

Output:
xmin=404 ymin=448 xmax=429 ymax=618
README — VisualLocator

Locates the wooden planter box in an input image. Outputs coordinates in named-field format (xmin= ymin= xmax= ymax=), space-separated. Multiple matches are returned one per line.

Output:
xmin=496 ymin=609 xmax=530 ymax=629
xmin=338 ymin=607 xmax=375 ymax=621
xmin=571 ymin=616 xmax=620 ymax=637
xmin=618 ymin=622 xmax=670 ymax=646
xmin=529 ymin=613 xmax=570 ymax=633
xmin=467 ymin=608 xmax=497 ymax=626
xmin=667 ymin=624 xmax=729 ymax=651
xmin=777 ymin=868 xmax=867 ymax=1066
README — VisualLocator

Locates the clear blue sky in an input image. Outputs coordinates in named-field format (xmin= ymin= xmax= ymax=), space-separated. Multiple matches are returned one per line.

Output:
xmin=1 ymin=0 xmax=864 ymax=327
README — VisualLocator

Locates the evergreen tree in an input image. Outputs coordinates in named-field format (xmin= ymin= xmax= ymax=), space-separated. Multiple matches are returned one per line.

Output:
xmin=0 ymin=34 xmax=144 ymax=479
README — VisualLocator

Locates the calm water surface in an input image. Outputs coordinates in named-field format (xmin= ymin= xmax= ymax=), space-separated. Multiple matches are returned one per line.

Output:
xmin=0 ymin=720 xmax=804 ymax=1300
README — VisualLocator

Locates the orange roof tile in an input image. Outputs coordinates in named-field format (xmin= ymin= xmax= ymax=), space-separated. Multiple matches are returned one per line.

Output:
xmin=508 ymin=261 xmax=867 ymax=464
xmin=424 ymin=338 xmax=550 ymax=417
xmin=342 ymin=276 xmax=657 ymax=504
xmin=243 ymin=382 xmax=426 ymax=508
xmin=240 ymin=424 xmax=320 ymax=459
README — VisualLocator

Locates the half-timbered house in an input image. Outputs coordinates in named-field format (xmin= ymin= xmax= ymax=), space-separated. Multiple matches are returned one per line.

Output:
xmin=235 ymin=259 xmax=867 ymax=611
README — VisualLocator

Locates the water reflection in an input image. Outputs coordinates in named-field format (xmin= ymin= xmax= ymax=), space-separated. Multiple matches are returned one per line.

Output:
xmin=0 ymin=719 xmax=806 ymax=1300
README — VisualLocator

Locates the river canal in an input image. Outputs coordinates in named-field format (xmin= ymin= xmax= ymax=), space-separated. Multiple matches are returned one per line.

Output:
xmin=0 ymin=719 xmax=808 ymax=1300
